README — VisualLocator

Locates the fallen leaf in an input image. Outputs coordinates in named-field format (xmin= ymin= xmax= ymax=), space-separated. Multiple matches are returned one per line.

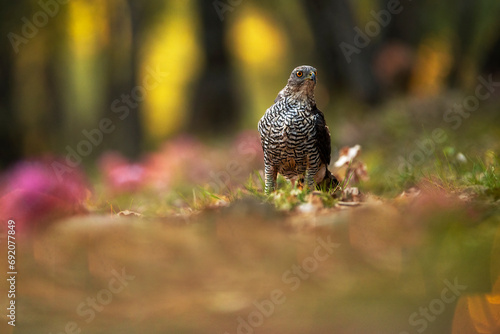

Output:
xmin=334 ymin=145 xmax=362 ymax=168
xmin=117 ymin=210 xmax=142 ymax=217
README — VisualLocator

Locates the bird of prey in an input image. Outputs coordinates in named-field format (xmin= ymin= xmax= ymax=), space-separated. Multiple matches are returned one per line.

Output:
xmin=258 ymin=65 xmax=338 ymax=194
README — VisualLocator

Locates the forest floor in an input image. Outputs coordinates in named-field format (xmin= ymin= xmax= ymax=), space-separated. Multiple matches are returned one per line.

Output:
xmin=1 ymin=95 xmax=500 ymax=334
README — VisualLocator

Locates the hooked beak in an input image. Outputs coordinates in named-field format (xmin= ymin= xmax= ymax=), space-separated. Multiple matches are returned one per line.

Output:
xmin=307 ymin=71 xmax=316 ymax=84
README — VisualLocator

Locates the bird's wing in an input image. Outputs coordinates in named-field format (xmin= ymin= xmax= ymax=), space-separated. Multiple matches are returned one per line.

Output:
xmin=258 ymin=104 xmax=277 ymax=154
xmin=312 ymin=106 xmax=331 ymax=165
xmin=257 ymin=116 xmax=266 ymax=153
xmin=274 ymin=88 xmax=286 ymax=103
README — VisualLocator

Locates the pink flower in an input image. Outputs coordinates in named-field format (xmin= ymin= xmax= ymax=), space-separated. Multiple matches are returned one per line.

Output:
xmin=231 ymin=130 xmax=264 ymax=169
xmin=144 ymin=135 xmax=209 ymax=189
xmin=99 ymin=152 xmax=146 ymax=193
xmin=0 ymin=160 xmax=89 ymax=233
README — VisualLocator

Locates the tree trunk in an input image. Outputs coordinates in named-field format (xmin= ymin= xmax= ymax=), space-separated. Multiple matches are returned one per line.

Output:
xmin=0 ymin=47 xmax=22 ymax=168
xmin=303 ymin=0 xmax=381 ymax=104
xmin=102 ymin=0 xmax=144 ymax=160
xmin=188 ymin=0 xmax=241 ymax=136
xmin=0 ymin=3 xmax=29 ymax=167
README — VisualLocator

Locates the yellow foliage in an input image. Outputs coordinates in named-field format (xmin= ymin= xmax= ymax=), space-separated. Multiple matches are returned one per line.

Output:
xmin=452 ymin=292 xmax=500 ymax=333
xmin=228 ymin=6 xmax=289 ymax=125
xmin=452 ymin=228 xmax=500 ymax=334
xmin=229 ymin=7 xmax=286 ymax=68
xmin=142 ymin=1 xmax=201 ymax=142
xmin=68 ymin=0 xmax=108 ymax=58
xmin=410 ymin=36 xmax=453 ymax=97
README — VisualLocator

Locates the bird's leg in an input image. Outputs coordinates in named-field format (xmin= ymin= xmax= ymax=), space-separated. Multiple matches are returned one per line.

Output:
xmin=304 ymin=155 xmax=318 ymax=191
xmin=264 ymin=164 xmax=277 ymax=194
xmin=304 ymin=167 xmax=319 ymax=191
xmin=304 ymin=171 xmax=315 ymax=191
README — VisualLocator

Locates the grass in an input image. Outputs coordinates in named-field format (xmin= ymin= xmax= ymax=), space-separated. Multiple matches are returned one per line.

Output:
xmin=242 ymin=171 xmax=349 ymax=211
xmin=393 ymin=149 xmax=500 ymax=200
xmin=93 ymin=147 xmax=499 ymax=217
xmin=234 ymin=148 xmax=499 ymax=214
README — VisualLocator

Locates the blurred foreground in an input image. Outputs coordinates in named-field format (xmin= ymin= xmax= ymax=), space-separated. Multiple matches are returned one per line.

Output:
xmin=0 ymin=188 xmax=499 ymax=334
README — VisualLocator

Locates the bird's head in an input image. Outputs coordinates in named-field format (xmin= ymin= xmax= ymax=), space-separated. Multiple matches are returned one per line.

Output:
xmin=283 ymin=65 xmax=317 ymax=104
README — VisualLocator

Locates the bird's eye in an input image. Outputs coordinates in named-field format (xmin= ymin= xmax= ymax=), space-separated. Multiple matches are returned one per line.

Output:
xmin=296 ymin=71 xmax=303 ymax=77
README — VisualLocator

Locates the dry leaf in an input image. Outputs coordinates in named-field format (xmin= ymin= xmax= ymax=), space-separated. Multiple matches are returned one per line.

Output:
xmin=117 ymin=210 xmax=142 ymax=217
xmin=334 ymin=145 xmax=362 ymax=168
xmin=333 ymin=145 xmax=369 ymax=186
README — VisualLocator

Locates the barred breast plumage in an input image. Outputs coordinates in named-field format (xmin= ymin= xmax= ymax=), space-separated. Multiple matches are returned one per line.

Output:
xmin=258 ymin=65 xmax=338 ymax=194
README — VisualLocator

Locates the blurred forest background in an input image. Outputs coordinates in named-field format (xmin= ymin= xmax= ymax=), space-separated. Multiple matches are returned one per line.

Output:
xmin=2 ymin=2 xmax=500 ymax=334
xmin=1 ymin=0 xmax=500 ymax=171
